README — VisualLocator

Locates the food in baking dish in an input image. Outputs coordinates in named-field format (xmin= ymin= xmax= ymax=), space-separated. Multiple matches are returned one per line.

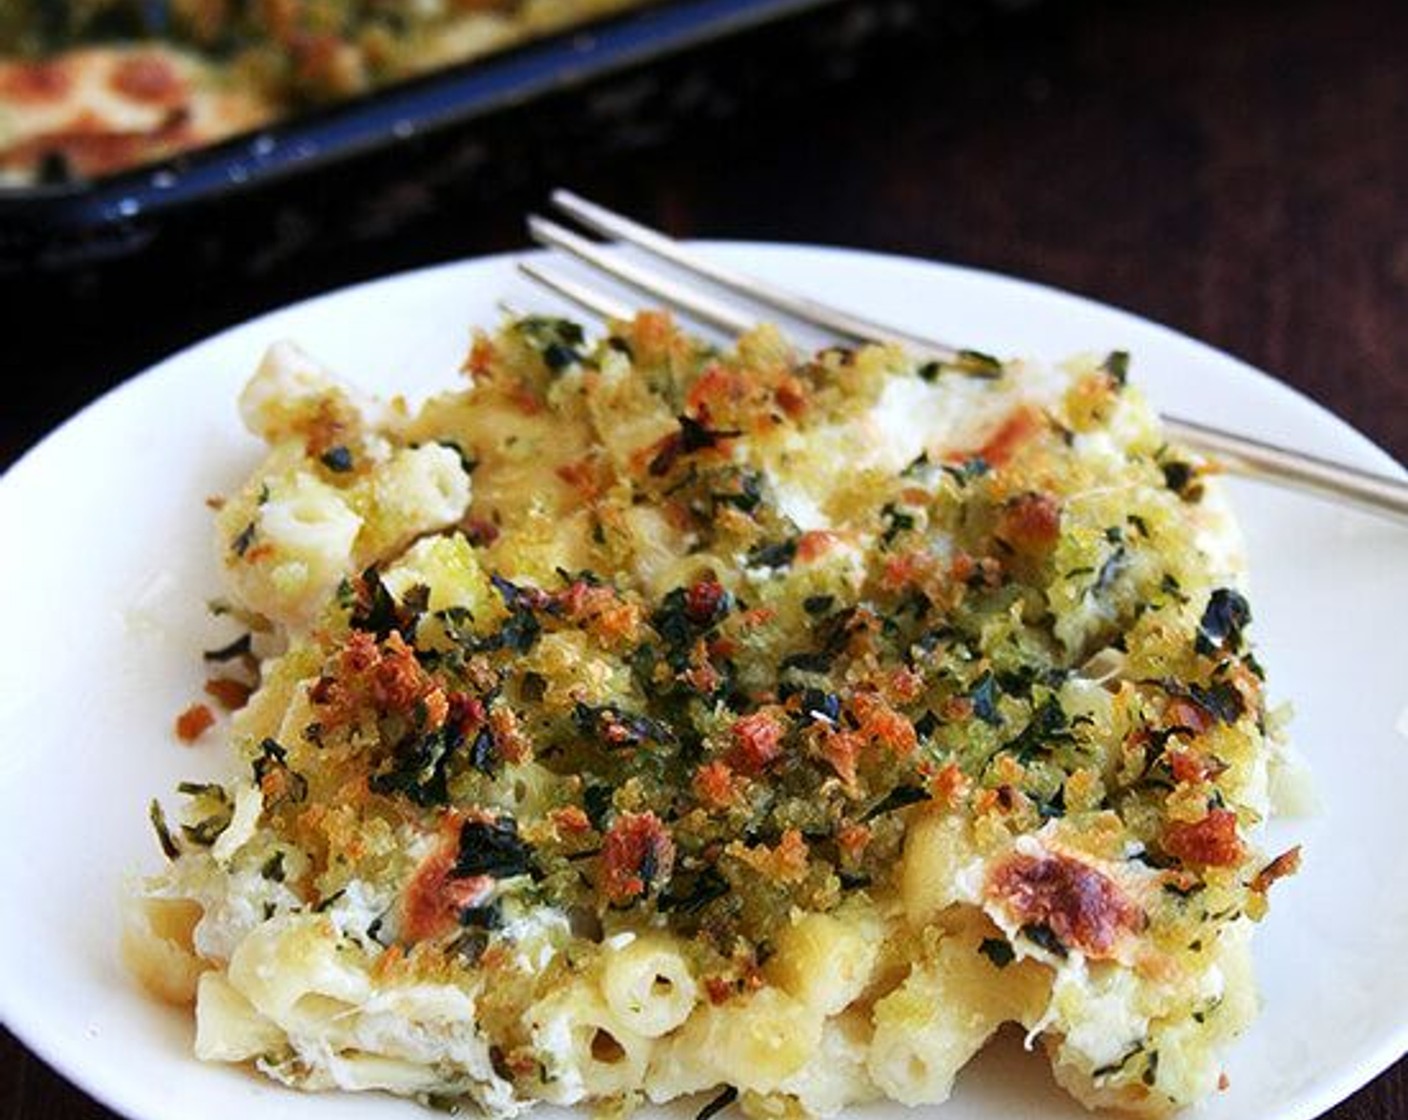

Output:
xmin=126 ymin=310 xmax=1301 ymax=1116
xmin=0 ymin=0 xmax=649 ymax=184
xmin=0 ymin=45 xmax=274 ymax=183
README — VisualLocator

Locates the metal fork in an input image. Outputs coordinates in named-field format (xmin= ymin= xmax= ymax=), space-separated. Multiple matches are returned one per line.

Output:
xmin=519 ymin=189 xmax=1408 ymax=525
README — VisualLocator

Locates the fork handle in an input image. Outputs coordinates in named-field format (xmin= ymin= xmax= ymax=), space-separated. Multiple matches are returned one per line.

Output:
xmin=1165 ymin=414 xmax=1408 ymax=524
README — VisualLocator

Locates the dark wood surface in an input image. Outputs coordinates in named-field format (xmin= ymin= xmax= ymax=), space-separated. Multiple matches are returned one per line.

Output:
xmin=2 ymin=0 xmax=1404 ymax=1117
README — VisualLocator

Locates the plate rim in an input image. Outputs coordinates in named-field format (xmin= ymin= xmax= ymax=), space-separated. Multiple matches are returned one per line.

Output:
xmin=2 ymin=242 xmax=1405 ymax=1120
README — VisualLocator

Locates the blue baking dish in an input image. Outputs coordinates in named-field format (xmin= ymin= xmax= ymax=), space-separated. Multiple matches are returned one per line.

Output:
xmin=0 ymin=0 xmax=842 ymax=269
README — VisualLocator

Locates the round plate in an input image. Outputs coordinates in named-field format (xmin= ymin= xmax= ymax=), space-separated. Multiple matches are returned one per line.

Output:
xmin=1 ymin=245 xmax=1405 ymax=1120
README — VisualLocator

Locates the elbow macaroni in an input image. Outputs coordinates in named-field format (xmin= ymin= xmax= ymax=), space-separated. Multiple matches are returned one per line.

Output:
xmin=132 ymin=318 xmax=1296 ymax=1118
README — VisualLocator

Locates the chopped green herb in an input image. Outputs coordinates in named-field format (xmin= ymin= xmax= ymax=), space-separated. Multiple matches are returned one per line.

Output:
xmin=952 ymin=349 xmax=1004 ymax=378
xmin=711 ymin=469 xmax=764 ymax=514
xmin=573 ymin=701 xmax=676 ymax=749
xmin=459 ymin=902 xmax=504 ymax=930
xmin=1101 ymin=350 xmax=1130 ymax=386
xmin=861 ymin=784 xmax=929 ymax=822
xmin=780 ymin=650 xmax=835 ymax=674
xmin=261 ymin=851 xmax=286 ymax=882
xmin=582 ymin=784 xmax=615 ymax=829
xmin=369 ymin=722 xmax=460 ymax=805
xmin=203 ymin=633 xmax=252 ymax=662
xmin=746 ymin=538 xmax=798 ymax=570
xmin=1019 ymin=922 xmax=1067 ymax=958
xmin=437 ymin=440 xmax=478 ymax=475
xmin=230 ymin=522 xmax=256 ymax=558
xmin=696 ymin=1085 xmax=738 ymax=1120
xmin=901 ymin=451 xmax=931 ymax=478
xmin=1037 ymin=783 xmax=1067 ymax=820
xmin=181 ymin=812 xmax=233 ymax=847
xmin=880 ymin=503 xmax=917 ymax=545
xmin=346 ymin=566 xmax=409 ymax=639
xmin=1004 ymin=696 xmax=1071 ymax=762
xmin=969 ymin=671 xmax=1001 ymax=726
xmin=1196 ymin=588 xmax=1251 ymax=655
xmin=319 ymin=445 xmax=354 ymax=472
xmin=543 ymin=342 xmax=579 ymax=371
xmin=1161 ymin=460 xmax=1202 ymax=500
xmin=649 ymin=416 xmax=741 ymax=476
xmin=253 ymin=737 xmax=309 ymax=805
xmin=515 ymin=316 xmax=586 ymax=374
xmin=1092 ymin=545 xmax=1129 ymax=596
xmin=1187 ymin=680 xmax=1246 ymax=724
xmin=978 ymin=937 xmax=1015 ymax=968
xmin=455 ymin=817 xmax=535 ymax=880
xmin=149 ymin=799 xmax=179 ymax=860
xmin=1091 ymin=1043 xmax=1144 ymax=1081
xmin=913 ymin=710 xmax=940 ymax=739
xmin=658 ymin=867 xmax=730 ymax=914
xmin=942 ymin=457 xmax=990 ymax=485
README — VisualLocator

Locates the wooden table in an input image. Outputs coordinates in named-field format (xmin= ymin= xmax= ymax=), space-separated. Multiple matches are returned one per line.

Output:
xmin=2 ymin=0 xmax=1404 ymax=1116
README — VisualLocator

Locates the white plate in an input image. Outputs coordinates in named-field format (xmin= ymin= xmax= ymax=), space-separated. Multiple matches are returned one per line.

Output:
xmin=1 ymin=245 xmax=1405 ymax=1120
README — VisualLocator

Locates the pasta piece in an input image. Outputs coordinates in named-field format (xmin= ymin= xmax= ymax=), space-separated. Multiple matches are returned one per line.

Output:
xmin=763 ymin=909 xmax=879 ymax=1016
xmin=655 ymin=988 xmax=823 ymax=1097
xmin=756 ymin=1008 xmax=882 ymax=1118
xmin=210 ymin=783 xmax=263 ymax=864
xmin=217 ymin=464 xmax=363 ymax=630
xmin=900 ymin=810 xmax=980 ymax=929
xmin=599 ymin=933 xmax=698 ymax=1038
xmin=357 ymin=444 xmax=473 ymax=561
xmin=1049 ymin=921 xmax=1258 ymax=1116
xmin=194 ymin=971 xmax=285 ymax=1062
xmin=382 ymin=533 xmax=498 ymax=615
xmin=120 ymin=895 xmax=204 ymax=1005
xmin=868 ymin=920 xmax=1050 ymax=1105
xmin=238 ymin=342 xmax=369 ymax=444
xmin=530 ymin=981 xmax=651 ymax=1103
xmin=226 ymin=913 xmax=372 ymax=1024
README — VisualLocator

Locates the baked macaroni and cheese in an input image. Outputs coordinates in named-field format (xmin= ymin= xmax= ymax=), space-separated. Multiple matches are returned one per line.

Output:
xmin=0 ymin=0 xmax=649 ymax=183
xmin=126 ymin=310 xmax=1300 ymax=1117
xmin=0 ymin=44 xmax=275 ymax=183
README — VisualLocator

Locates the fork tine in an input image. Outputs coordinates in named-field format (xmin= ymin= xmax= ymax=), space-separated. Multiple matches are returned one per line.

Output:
xmin=550 ymin=188 xmax=960 ymax=361
xmin=516 ymin=261 xmax=635 ymax=324
xmin=1161 ymin=415 xmax=1408 ymax=522
xmin=527 ymin=215 xmax=757 ymax=337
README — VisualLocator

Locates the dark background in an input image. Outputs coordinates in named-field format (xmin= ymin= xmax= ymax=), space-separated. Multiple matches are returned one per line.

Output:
xmin=2 ymin=0 xmax=1405 ymax=1116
